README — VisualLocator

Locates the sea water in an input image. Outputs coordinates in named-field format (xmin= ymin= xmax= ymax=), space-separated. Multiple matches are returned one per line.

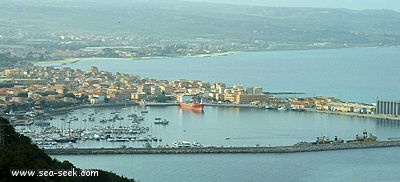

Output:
xmin=43 ymin=47 xmax=400 ymax=181
xmin=45 ymin=47 xmax=400 ymax=103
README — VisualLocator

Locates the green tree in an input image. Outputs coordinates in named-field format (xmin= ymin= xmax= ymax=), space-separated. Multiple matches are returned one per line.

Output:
xmin=0 ymin=117 xmax=136 ymax=182
xmin=37 ymin=91 xmax=58 ymax=96
xmin=0 ymin=82 xmax=14 ymax=88
xmin=64 ymin=93 xmax=76 ymax=98
xmin=17 ymin=92 xmax=28 ymax=98
xmin=155 ymin=95 xmax=172 ymax=102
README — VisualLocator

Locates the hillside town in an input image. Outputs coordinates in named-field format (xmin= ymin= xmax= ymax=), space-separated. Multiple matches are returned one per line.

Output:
xmin=0 ymin=62 xmax=387 ymax=124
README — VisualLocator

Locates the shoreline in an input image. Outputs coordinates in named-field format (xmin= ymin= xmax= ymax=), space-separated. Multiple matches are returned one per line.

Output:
xmin=40 ymin=102 xmax=400 ymax=121
xmin=34 ymin=51 xmax=237 ymax=65
xmin=34 ymin=46 xmax=400 ymax=65
xmin=205 ymin=104 xmax=400 ymax=121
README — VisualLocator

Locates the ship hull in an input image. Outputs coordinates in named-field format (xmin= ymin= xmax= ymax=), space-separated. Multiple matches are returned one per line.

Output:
xmin=178 ymin=102 xmax=204 ymax=111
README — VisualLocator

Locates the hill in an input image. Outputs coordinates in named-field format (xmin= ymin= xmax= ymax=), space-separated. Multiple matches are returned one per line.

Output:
xmin=0 ymin=0 xmax=399 ymax=46
xmin=0 ymin=117 xmax=135 ymax=182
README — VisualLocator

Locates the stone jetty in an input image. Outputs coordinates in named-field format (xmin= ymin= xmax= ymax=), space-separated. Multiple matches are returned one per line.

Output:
xmin=304 ymin=108 xmax=400 ymax=121
xmin=46 ymin=140 xmax=400 ymax=155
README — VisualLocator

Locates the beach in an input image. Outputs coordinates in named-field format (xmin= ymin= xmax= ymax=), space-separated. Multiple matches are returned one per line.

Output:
xmin=34 ymin=51 xmax=237 ymax=65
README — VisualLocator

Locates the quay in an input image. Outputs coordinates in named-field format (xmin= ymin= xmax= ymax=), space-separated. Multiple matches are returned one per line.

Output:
xmin=142 ymin=102 xmax=179 ymax=106
xmin=46 ymin=141 xmax=400 ymax=155
xmin=34 ymin=101 xmax=400 ymax=122
xmin=204 ymin=104 xmax=400 ymax=121
xmin=304 ymin=108 xmax=400 ymax=121
xmin=204 ymin=103 xmax=259 ymax=108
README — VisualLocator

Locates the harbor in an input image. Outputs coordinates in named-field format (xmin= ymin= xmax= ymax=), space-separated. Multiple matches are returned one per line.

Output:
xmin=38 ymin=46 xmax=400 ymax=182
xmin=43 ymin=129 xmax=399 ymax=155
xmin=10 ymin=104 xmax=400 ymax=150
xmin=14 ymin=106 xmax=168 ymax=149
xmin=5 ymin=47 xmax=400 ymax=182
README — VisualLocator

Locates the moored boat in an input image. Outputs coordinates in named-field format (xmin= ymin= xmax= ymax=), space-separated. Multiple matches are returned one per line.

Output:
xmin=154 ymin=119 xmax=169 ymax=125
xmin=172 ymin=141 xmax=203 ymax=148
xmin=172 ymin=141 xmax=192 ymax=148
xmin=313 ymin=135 xmax=344 ymax=144
xmin=54 ymin=137 xmax=77 ymax=143
xmin=192 ymin=141 xmax=203 ymax=148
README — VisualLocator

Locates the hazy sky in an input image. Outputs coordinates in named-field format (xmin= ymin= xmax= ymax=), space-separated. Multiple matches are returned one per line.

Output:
xmin=184 ymin=0 xmax=400 ymax=11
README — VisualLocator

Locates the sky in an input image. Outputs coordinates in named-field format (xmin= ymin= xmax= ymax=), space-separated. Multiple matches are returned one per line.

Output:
xmin=183 ymin=0 xmax=400 ymax=12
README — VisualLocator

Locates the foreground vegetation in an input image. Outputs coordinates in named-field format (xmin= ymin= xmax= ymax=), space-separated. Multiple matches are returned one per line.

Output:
xmin=0 ymin=117 xmax=135 ymax=182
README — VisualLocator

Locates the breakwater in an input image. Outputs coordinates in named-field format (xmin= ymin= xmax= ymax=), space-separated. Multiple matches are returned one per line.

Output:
xmin=304 ymin=109 xmax=400 ymax=121
xmin=46 ymin=141 xmax=400 ymax=155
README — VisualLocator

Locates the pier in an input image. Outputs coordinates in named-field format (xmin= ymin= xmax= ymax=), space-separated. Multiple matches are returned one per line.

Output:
xmin=142 ymin=102 xmax=179 ymax=106
xmin=46 ymin=141 xmax=400 ymax=155
xmin=204 ymin=103 xmax=259 ymax=108
xmin=305 ymin=109 xmax=400 ymax=121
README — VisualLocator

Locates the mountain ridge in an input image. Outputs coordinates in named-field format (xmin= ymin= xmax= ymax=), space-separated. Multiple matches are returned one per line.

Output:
xmin=0 ymin=0 xmax=399 ymax=45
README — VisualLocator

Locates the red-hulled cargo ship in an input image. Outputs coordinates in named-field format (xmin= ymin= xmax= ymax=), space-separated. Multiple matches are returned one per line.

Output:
xmin=178 ymin=102 xmax=205 ymax=111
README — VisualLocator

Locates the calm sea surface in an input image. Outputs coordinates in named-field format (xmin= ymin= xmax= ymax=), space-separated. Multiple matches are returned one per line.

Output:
xmin=43 ymin=47 xmax=400 ymax=103
xmin=42 ymin=47 xmax=400 ymax=181
xmin=56 ymin=148 xmax=400 ymax=182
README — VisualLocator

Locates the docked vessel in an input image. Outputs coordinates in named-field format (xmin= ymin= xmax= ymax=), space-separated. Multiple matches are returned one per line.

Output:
xmin=178 ymin=102 xmax=204 ymax=111
xmin=295 ymin=135 xmax=344 ymax=146
xmin=295 ymin=131 xmax=377 ymax=146
xmin=347 ymin=131 xmax=377 ymax=143
xmin=178 ymin=95 xmax=204 ymax=111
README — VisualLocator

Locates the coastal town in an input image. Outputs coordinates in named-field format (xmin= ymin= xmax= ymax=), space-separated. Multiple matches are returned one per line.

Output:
xmin=0 ymin=60 xmax=397 ymax=151
xmin=2 ymin=2 xmax=400 ymax=181
xmin=0 ymin=62 xmax=398 ymax=124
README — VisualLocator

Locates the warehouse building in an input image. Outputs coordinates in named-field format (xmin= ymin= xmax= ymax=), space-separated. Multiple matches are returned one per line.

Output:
xmin=376 ymin=100 xmax=400 ymax=116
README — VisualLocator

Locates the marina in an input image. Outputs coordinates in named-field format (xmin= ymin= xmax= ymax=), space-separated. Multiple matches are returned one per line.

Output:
xmin=14 ymin=106 xmax=167 ymax=149
xmin=12 ymin=104 xmax=400 ymax=150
